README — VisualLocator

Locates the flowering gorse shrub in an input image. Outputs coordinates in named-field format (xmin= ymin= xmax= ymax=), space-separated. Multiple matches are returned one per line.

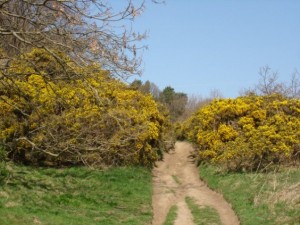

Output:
xmin=182 ymin=95 xmax=300 ymax=171
xmin=0 ymin=49 xmax=171 ymax=167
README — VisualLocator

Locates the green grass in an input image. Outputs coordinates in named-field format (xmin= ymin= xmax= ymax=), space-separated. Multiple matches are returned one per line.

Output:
xmin=171 ymin=175 xmax=181 ymax=185
xmin=199 ymin=164 xmax=300 ymax=225
xmin=185 ymin=196 xmax=221 ymax=225
xmin=0 ymin=164 xmax=152 ymax=225
xmin=163 ymin=205 xmax=178 ymax=225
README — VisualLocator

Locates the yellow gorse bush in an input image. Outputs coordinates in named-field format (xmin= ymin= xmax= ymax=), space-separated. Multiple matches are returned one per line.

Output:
xmin=0 ymin=49 xmax=170 ymax=167
xmin=182 ymin=95 xmax=300 ymax=171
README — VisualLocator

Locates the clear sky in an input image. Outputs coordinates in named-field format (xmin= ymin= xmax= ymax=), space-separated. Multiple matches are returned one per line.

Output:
xmin=129 ymin=0 xmax=300 ymax=98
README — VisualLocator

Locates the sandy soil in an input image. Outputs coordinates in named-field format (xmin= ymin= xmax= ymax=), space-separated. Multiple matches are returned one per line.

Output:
xmin=152 ymin=141 xmax=240 ymax=225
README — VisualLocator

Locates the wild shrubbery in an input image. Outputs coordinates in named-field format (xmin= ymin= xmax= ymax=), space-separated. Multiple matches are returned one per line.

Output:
xmin=182 ymin=95 xmax=300 ymax=171
xmin=0 ymin=144 xmax=8 ymax=183
xmin=0 ymin=49 xmax=171 ymax=167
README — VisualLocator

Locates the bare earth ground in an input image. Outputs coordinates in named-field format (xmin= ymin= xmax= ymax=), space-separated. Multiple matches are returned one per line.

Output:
xmin=152 ymin=142 xmax=240 ymax=225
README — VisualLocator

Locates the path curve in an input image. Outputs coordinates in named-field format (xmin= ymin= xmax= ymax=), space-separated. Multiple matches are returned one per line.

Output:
xmin=152 ymin=141 xmax=240 ymax=225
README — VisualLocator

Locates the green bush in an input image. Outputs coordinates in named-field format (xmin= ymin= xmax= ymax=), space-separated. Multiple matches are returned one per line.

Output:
xmin=0 ymin=144 xmax=8 ymax=182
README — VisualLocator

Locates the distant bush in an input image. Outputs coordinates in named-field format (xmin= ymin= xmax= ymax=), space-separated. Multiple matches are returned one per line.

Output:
xmin=182 ymin=94 xmax=300 ymax=171
xmin=0 ymin=144 xmax=8 ymax=182
xmin=0 ymin=49 xmax=171 ymax=167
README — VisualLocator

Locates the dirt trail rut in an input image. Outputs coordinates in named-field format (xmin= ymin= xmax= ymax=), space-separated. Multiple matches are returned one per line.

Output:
xmin=152 ymin=142 xmax=240 ymax=225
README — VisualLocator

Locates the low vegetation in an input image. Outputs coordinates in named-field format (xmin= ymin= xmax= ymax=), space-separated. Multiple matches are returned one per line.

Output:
xmin=163 ymin=205 xmax=178 ymax=225
xmin=0 ymin=164 xmax=152 ymax=225
xmin=199 ymin=164 xmax=300 ymax=225
xmin=185 ymin=197 xmax=221 ymax=225
xmin=172 ymin=175 xmax=181 ymax=185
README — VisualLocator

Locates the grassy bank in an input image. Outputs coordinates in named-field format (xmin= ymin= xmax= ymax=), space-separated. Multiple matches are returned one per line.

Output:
xmin=0 ymin=164 xmax=152 ymax=225
xmin=199 ymin=164 xmax=300 ymax=225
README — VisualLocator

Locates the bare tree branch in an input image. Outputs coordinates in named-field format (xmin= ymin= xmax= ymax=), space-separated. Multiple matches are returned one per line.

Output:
xmin=0 ymin=0 xmax=148 ymax=79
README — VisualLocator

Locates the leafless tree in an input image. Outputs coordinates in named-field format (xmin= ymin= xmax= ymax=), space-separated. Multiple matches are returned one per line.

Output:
xmin=287 ymin=70 xmax=300 ymax=98
xmin=209 ymin=88 xmax=223 ymax=100
xmin=149 ymin=81 xmax=160 ymax=99
xmin=0 ymin=0 xmax=148 ymax=79
xmin=178 ymin=94 xmax=213 ymax=121
xmin=248 ymin=66 xmax=300 ymax=98
xmin=256 ymin=66 xmax=286 ymax=96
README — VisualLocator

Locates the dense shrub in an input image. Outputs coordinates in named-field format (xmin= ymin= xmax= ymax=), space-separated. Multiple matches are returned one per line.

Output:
xmin=0 ymin=144 xmax=8 ymax=182
xmin=0 ymin=49 xmax=171 ymax=167
xmin=182 ymin=95 xmax=300 ymax=171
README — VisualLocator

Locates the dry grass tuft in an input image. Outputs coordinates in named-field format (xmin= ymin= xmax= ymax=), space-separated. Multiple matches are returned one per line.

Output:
xmin=270 ymin=183 xmax=300 ymax=205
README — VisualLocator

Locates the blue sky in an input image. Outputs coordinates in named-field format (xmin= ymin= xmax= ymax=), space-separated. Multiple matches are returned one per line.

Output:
xmin=129 ymin=0 xmax=300 ymax=98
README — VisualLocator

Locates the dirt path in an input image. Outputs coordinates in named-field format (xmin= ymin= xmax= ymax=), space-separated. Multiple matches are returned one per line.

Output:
xmin=152 ymin=142 xmax=240 ymax=225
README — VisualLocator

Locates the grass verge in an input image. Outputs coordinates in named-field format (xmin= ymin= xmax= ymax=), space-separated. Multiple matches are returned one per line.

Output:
xmin=185 ymin=196 xmax=221 ymax=225
xmin=163 ymin=205 xmax=178 ymax=225
xmin=199 ymin=164 xmax=300 ymax=225
xmin=0 ymin=164 xmax=152 ymax=225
